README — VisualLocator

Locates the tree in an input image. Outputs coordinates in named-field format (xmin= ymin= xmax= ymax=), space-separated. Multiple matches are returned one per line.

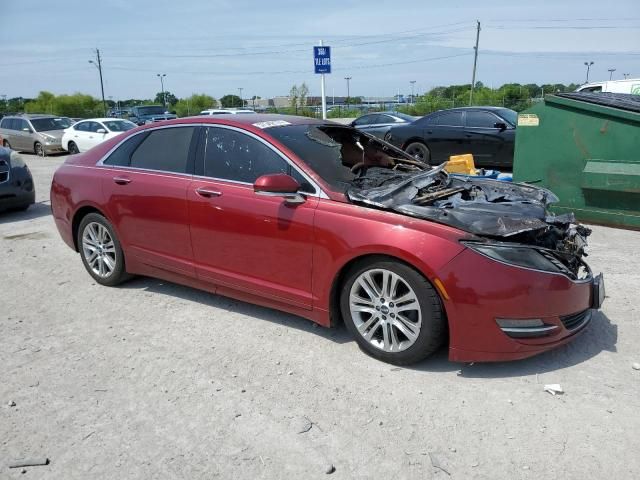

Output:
xmin=220 ymin=94 xmax=242 ymax=108
xmin=24 ymin=91 xmax=102 ymax=117
xmin=173 ymin=94 xmax=217 ymax=117
xmin=154 ymin=91 xmax=177 ymax=106
xmin=289 ymin=85 xmax=299 ymax=111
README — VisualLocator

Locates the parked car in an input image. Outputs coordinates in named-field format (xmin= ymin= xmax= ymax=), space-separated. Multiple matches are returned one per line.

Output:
xmin=384 ymin=107 xmax=517 ymax=167
xmin=199 ymin=108 xmax=256 ymax=115
xmin=62 ymin=118 xmax=137 ymax=154
xmin=128 ymin=105 xmax=177 ymax=126
xmin=0 ymin=114 xmax=72 ymax=155
xmin=576 ymin=78 xmax=640 ymax=95
xmin=0 ymin=147 xmax=35 ymax=212
xmin=350 ymin=111 xmax=418 ymax=139
xmin=51 ymin=115 xmax=603 ymax=365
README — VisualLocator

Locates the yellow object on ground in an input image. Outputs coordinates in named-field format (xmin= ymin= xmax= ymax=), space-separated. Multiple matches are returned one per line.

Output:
xmin=444 ymin=154 xmax=477 ymax=175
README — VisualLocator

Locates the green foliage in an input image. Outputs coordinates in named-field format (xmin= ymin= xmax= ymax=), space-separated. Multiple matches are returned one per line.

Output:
xmin=220 ymin=94 xmax=243 ymax=108
xmin=327 ymin=108 xmax=361 ymax=118
xmin=173 ymin=94 xmax=217 ymax=117
xmin=24 ymin=91 xmax=104 ymax=117
xmin=154 ymin=91 xmax=178 ymax=106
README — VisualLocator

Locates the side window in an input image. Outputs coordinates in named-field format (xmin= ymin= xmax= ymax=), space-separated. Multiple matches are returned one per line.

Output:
xmin=435 ymin=111 xmax=464 ymax=127
xmin=103 ymin=132 xmax=148 ymax=166
xmin=75 ymin=122 xmax=88 ymax=132
xmin=416 ymin=115 xmax=437 ymax=126
xmin=0 ymin=118 xmax=7 ymax=129
xmin=204 ymin=127 xmax=288 ymax=183
xmin=204 ymin=127 xmax=315 ymax=193
xmin=353 ymin=115 xmax=374 ymax=126
xmin=17 ymin=119 xmax=29 ymax=131
xmin=466 ymin=111 xmax=499 ymax=128
xmin=130 ymin=127 xmax=195 ymax=173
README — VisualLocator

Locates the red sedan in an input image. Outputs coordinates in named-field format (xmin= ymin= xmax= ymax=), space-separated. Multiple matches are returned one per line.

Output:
xmin=50 ymin=115 xmax=604 ymax=365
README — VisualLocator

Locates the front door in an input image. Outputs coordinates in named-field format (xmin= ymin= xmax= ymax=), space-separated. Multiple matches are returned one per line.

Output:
xmin=101 ymin=125 xmax=198 ymax=276
xmin=188 ymin=126 xmax=318 ymax=309
xmin=423 ymin=110 xmax=467 ymax=163
xmin=463 ymin=110 xmax=513 ymax=167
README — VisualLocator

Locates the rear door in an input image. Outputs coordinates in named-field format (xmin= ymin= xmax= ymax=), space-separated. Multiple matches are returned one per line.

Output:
xmin=423 ymin=111 xmax=466 ymax=163
xmin=188 ymin=125 xmax=318 ymax=308
xmin=14 ymin=119 xmax=32 ymax=151
xmin=72 ymin=122 xmax=93 ymax=151
xmin=101 ymin=125 xmax=199 ymax=276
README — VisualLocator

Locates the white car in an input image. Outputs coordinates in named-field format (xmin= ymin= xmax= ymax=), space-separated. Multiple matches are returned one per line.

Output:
xmin=576 ymin=78 xmax=640 ymax=95
xmin=199 ymin=108 xmax=256 ymax=115
xmin=61 ymin=118 xmax=137 ymax=154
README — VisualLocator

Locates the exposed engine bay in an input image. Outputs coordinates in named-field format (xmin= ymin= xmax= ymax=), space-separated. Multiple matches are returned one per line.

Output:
xmin=310 ymin=126 xmax=591 ymax=279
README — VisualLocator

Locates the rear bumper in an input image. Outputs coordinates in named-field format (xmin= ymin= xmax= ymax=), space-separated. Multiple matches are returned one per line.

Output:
xmin=437 ymin=248 xmax=599 ymax=362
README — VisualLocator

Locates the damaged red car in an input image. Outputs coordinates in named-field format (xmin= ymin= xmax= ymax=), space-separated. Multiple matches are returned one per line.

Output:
xmin=50 ymin=115 xmax=604 ymax=365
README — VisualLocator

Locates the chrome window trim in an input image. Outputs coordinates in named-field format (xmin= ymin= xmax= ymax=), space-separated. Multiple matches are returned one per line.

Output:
xmin=95 ymin=122 xmax=329 ymax=199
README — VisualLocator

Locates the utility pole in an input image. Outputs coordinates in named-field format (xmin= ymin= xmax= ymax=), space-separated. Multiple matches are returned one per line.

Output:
xmin=89 ymin=49 xmax=107 ymax=116
xmin=584 ymin=61 xmax=594 ymax=83
xmin=410 ymin=80 xmax=416 ymax=105
xmin=157 ymin=74 xmax=167 ymax=108
xmin=344 ymin=77 xmax=352 ymax=105
xmin=238 ymin=87 xmax=243 ymax=107
xmin=469 ymin=20 xmax=481 ymax=106
xmin=608 ymin=68 xmax=616 ymax=80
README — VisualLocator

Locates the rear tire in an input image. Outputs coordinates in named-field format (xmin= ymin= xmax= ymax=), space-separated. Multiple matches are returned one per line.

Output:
xmin=34 ymin=142 xmax=44 ymax=156
xmin=404 ymin=142 xmax=431 ymax=164
xmin=340 ymin=258 xmax=446 ymax=365
xmin=2 ymin=140 xmax=10 ymax=149
xmin=77 ymin=213 xmax=129 ymax=286
xmin=68 ymin=141 xmax=79 ymax=154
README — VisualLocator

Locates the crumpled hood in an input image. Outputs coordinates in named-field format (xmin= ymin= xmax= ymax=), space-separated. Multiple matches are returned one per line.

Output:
xmin=347 ymin=165 xmax=591 ymax=268
xmin=347 ymin=164 xmax=561 ymax=236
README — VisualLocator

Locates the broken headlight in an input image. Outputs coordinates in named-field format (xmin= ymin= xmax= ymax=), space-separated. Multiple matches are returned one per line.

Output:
xmin=461 ymin=241 xmax=563 ymax=274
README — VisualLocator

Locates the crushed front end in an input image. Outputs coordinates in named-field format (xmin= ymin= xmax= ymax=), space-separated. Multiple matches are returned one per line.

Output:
xmin=347 ymin=165 xmax=605 ymax=362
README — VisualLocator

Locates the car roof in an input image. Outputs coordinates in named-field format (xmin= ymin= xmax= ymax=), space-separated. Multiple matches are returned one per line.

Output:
xmin=76 ymin=118 xmax=131 ymax=123
xmin=162 ymin=113 xmax=328 ymax=127
xmin=5 ymin=114 xmax=60 ymax=119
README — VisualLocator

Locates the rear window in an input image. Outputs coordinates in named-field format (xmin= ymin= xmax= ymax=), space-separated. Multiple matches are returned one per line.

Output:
xmin=130 ymin=127 xmax=195 ymax=173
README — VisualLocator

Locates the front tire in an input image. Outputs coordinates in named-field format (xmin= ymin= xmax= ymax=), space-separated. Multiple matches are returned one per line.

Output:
xmin=68 ymin=141 xmax=79 ymax=154
xmin=404 ymin=142 xmax=431 ymax=164
xmin=77 ymin=213 xmax=128 ymax=286
xmin=340 ymin=258 xmax=446 ymax=365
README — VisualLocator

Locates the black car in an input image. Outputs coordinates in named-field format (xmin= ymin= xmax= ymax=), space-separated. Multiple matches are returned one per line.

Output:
xmin=128 ymin=105 xmax=177 ymax=126
xmin=350 ymin=111 xmax=418 ymax=139
xmin=384 ymin=107 xmax=517 ymax=167
xmin=0 ymin=147 xmax=35 ymax=212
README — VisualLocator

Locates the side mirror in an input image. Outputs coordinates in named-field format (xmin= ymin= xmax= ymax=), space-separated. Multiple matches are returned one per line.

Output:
xmin=253 ymin=173 xmax=305 ymax=205
xmin=494 ymin=122 xmax=507 ymax=131
xmin=96 ymin=128 xmax=107 ymax=134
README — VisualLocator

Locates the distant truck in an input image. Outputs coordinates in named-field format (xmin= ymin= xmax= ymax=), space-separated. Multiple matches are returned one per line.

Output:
xmin=128 ymin=105 xmax=177 ymax=125
xmin=575 ymin=78 xmax=640 ymax=95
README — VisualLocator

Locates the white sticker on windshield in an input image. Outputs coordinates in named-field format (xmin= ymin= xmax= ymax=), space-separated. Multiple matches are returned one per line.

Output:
xmin=253 ymin=120 xmax=292 ymax=129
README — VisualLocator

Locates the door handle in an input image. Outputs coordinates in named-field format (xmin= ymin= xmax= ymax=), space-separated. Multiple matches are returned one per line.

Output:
xmin=195 ymin=187 xmax=222 ymax=198
xmin=113 ymin=176 xmax=131 ymax=185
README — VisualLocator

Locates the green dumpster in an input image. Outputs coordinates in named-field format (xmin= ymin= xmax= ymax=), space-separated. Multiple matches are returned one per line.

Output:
xmin=513 ymin=92 xmax=640 ymax=229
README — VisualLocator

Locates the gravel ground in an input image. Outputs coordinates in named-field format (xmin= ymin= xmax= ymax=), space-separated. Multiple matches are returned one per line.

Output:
xmin=1 ymin=153 xmax=639 ymax=479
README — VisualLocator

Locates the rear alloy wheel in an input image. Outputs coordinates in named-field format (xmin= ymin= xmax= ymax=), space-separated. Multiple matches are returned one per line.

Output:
xmin=34 ymin=142 xmax=44 ymax=156
xmin=68 ymin=141 xmax=79 ymax=154
xmin=340 ymin=259 xmax=446 ymax=365
xmin=404 ymin=142 xmax=430 ymax=164
xmin=78 ymin=213 xmax=128 ymax=286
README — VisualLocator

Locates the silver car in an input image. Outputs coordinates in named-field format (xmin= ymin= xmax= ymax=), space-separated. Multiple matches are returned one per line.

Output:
xmin=0 ymin=115 xmax=72 ymax=155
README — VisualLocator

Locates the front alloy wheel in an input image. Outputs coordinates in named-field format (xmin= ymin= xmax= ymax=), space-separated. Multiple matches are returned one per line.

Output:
xmin=404 ymin=142 xmax=430 ymax=164
xmin=349 ymin=269 xmax=422 ymax=353
xmin=340 ymin=259 xmax=446 ymax=365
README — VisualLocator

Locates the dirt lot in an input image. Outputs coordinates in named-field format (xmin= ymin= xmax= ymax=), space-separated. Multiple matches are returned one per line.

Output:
xmin=1 ymin=153 xmax=639 ymax=479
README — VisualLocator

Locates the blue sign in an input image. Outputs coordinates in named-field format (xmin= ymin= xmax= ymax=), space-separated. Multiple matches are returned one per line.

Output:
xmin=313 ymin=46 xmax=331 ymax=74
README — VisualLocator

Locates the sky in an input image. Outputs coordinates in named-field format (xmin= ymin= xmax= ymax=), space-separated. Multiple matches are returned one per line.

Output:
xmin=1 ymin=0 xmax=639 ymax=101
